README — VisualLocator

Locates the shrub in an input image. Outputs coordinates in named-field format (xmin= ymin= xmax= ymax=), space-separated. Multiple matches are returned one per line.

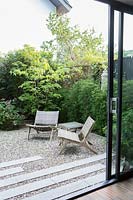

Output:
xmin=121 ymin=80 xmax=133 ymax=163
xmin=122 ymin=80 xmax=133 ymax=110
xmin=0 ymin=101 xmax=24 ymax=130
xmin=112 ymin=80 xmax=133 ymax=165
xmin=121 ymin=109 xmax=133 ymax=163
xmin=59 ymin=79 xmax=107 ymax=135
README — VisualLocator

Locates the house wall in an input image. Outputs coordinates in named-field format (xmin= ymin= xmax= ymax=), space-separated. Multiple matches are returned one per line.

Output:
xmin=0 ymin=0 xmax=55 ymax=53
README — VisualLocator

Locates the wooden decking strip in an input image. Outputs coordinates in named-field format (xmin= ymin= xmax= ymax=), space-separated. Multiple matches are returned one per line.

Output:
xmin=25 ymin=173 xmax=105 ymax=200
xmin=76 ymin=177 xmax=133 ymax=200
xmin=0 ymin=167 xmax=24 ymax=178
xmin=0 ymin=156 xmax=42 ymax=169
xmin=0 ymin=164 xmax=105 ymax=200
xmin=0 ymin=154 xmax=106 ymax=188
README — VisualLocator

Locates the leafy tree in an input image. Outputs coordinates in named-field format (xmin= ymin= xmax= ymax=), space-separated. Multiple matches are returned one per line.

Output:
xmin=41 ymin=13 xmax=107 ymax=82
xmin=10 ymin=45 xmax=67 ymax=116
xmin=0 ymin=45 xmax=67 ymax=117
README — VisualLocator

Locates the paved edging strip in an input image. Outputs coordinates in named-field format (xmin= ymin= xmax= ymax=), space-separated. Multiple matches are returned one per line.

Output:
xmin=0 ymin=156 xmax=42 ymax=169
xmin=0 ymin=167 xmax=24 ymax=178
xmin=0 ymin=154 xmax=106 ymax=188
xmin=50 ymin=164 xmax=105 ymax=184
xmin=25 ymin=173 xmax=105 ymax=200
xmin=0 ymin=164 xmax=105 ymax=200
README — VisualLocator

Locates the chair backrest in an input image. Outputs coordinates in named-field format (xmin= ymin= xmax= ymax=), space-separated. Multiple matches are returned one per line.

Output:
xmin=34 ymin=111 xmax=59 ymax=126
xmin=80 ymin=116 xmax=95 ymax=138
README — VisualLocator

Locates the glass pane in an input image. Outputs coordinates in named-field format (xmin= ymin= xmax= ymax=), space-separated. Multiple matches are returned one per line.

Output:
xmin=120 ymin=13 xmax=133 ymax=173
xmin=111 ymin=11 xmax=119 ymax=176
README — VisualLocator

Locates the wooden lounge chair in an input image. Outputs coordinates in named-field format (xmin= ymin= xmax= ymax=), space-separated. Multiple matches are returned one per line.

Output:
xmin=27 ymin=111 xmax=59 ymax=141
xmin=58 ymin=116 xmax=97 ymax=154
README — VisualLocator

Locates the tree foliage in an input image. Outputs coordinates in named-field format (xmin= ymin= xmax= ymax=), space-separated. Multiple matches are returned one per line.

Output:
xmin=0 ymin=45 xmax=67 ymax=116
xmin=41 ymin=13 xmax=107 ymax=82
xmin=0 ymin=13 xmax=108 ymax=132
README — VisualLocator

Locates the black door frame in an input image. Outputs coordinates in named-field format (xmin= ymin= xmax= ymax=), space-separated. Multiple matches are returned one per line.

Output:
xmin=98 ymin=4 xmax=124 ymax=181
xmin=107 ymin=3 xmax=133 ymax=181
xmin=107 ymin=5 xmax=124 ymax=181
xmin=116 ymin=11 xmax=124 ymax=180
xmin=106 ymin=5 xmax=114 ymax=180
xmin=96 ymin=0 xmax=133 ymax=15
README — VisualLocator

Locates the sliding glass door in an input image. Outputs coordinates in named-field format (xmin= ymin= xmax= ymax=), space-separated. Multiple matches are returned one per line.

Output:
xmin=107 ymin=7 xmax=133 ymax=180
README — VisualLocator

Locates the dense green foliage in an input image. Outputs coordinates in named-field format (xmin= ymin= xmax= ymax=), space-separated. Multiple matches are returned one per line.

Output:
xmin=0 ymin=13 xmax=108 ymax=132
xmin=10 ymin=45 xmax=66 ymax=115
xmin=122 ymin=80 xmax=133 ymax=111
xmin=112 ymin=80 xmax=133 ymax=164
xmin=59 ymin=79 xmax=107 ymax=135
xmin=0 ymin=101 xmax=23 ymax=130
xmin=122 ymin=109 xmax=133 ymax=162
xmin=121 ymin=80 xmax=133 ymax=163
xmin=0 ymin=45 xmax=67 ymax=117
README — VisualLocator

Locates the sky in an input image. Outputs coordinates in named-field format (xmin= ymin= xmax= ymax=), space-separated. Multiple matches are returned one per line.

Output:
xmin=0 ymin=0 xmax=133 ymax=53
xmin=0 ymin=0 xmax=54 ymax=53
xmin=68 ymin=0 xmax=108 ymax=44
xmin=68 ymin=0 xmax=133 ymax=51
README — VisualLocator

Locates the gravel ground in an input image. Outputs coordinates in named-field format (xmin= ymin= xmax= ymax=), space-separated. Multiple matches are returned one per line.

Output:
xmin=0 ymin=127 xmax=106 ymax=199
xmin=0 ymin=127 xmax=106 ymax=170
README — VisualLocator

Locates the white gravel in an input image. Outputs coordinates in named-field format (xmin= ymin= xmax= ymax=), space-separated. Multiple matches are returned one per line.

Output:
xmin=0 ymin=127 xmax=106 ymax=199
xmin=0 ymin=127 xmax=106 ymax=170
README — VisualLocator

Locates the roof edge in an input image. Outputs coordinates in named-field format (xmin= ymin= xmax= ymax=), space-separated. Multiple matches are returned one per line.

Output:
xmin=50 ymin=0 xmax=72 ymax=14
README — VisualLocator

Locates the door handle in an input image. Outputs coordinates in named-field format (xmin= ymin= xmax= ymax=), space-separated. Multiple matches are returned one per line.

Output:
xmin=110 ymin=97 xmax=118 ymax=114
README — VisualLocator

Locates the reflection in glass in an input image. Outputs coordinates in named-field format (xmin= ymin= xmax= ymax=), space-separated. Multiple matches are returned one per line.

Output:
xmin=111 ymin=11 xmax=119 ymax=176
xmin=121 ymin=13 xmax=133 ymax=173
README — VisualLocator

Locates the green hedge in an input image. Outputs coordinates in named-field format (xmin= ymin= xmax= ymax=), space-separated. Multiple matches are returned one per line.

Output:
xmin=60 ymin=79 xmax=107 ymax=135
xmin=121 ymin=80 xmax=133 ymax=163
xmin=121 ymin=109 xmax=133 ymax=162
xmin=112 ymin=80 xmax=133 ymax=164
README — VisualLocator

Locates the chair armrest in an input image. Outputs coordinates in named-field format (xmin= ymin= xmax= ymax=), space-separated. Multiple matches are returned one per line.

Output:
xmin=26 ymin=124 xmax=35 ymax=127
xmin=26 ymin=124 xmax=57 ymax=129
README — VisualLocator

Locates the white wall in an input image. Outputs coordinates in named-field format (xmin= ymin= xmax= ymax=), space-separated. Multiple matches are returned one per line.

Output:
xmin=0 ymin=0 xmax=55 ymax=53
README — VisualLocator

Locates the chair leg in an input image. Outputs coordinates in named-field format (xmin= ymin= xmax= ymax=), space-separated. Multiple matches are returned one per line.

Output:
xmin=50 ymin=129 xmax=54 ymax=142
xmin=36 ymin=129 xmax=40 ymax=134
xmin=28 ymin=127 xmax=31 ymax=140
xmin=88 ymin=140 xmax=93 ymax=145
xmin=59 ymin=139 xmax=63 ymax=146
xmin=54 ymin=128 xmax=58 ymax=139
xmin=84 ymin=140 xmax=97 ymax=154
xmin=59 ymin=139 xmax=66 ymax=154
xmin=59 ymin=145 xmax=65 ymax=154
